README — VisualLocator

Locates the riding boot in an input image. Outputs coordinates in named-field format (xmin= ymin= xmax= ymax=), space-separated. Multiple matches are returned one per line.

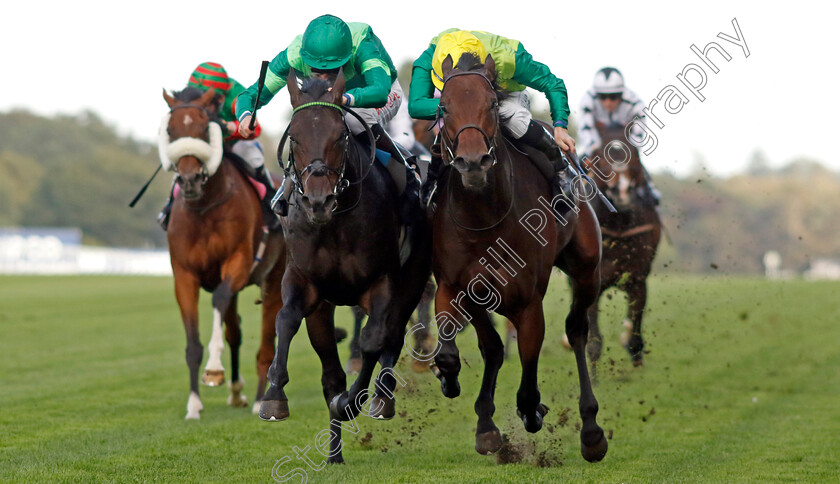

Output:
xmin=422 ymin=152 xmax=442 ymax=212
xmin=270 ymin=176 xmax=295 ymax=217
xmin=518 ymin=120 xmax=573 ymax=200
xmin=157 ymin=183 xmax=176 ymax=231
xmin=640 ymin=169 xmax=661 ymax=206
xmin=254 ymin=166 xmax=281 ymax=230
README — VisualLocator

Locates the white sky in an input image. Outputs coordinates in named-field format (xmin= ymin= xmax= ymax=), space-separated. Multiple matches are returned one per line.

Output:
xmin=1 ymin=0 xmax=836 ymax=176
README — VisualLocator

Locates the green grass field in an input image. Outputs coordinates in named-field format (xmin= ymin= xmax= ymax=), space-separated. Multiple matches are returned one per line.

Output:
xmin=1 ymin=274 xmax=838 ymax=483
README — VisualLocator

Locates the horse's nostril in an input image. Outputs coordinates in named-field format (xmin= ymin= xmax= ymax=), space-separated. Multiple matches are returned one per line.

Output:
xmin=480 ymin=154 xmax=494 ymax=169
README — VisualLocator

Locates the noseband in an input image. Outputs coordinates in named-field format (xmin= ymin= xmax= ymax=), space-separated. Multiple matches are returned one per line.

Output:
xmin=163 ymin=103 xmax=222 ymax=185
xmin=437 ymin=71 xmax=499 ymax=167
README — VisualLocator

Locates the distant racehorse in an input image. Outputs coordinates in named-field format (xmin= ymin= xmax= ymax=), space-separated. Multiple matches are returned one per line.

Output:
xmin=579 ymin=122 xmax=662 ymax=366
xmin=430 ymin=53 xmax=607 ymax=461
xmin=257 ymin=70 xmax=432 ymax=464
xmin=160 ymin=87 xmax=286 ymax=419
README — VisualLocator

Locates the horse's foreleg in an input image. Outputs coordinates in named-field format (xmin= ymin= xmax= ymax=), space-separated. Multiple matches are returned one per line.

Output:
xmin=431 ymin=282 xmax=463 ymax=399
xmin=346 ymin=306 xmax=365 ymax=375
xmin=471 ymin=309 xmax=505 ymax=455
xmin=623 ymin=277 xmax=648 ymax=366
xmin=304 ymin=302 xmax=346 ymax=464
xmin=512 ymin=301 xmax=549 ymax=434
xmin=174 ymin=267 xmax=203 ymax=419
xmin=330 ymin=277 xmax=392 ymax=422
xmin=560 ymin=203 xmax=608 ymax=462
xmin=261 ymin=270 xmax=316 ymax=421
xmin=223 ymin=294 xmax=248 ymax=408
xmin=203 ymin=283 xmax=234 ymax=387
xmin=587 ymin=298 xmax=603 ymax=365
xmin=256 ymin=265 xmax=284 ymax=413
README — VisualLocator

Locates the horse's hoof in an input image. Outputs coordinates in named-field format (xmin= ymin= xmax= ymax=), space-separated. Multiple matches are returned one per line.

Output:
xmin=581 ymin=426 xmax=608 ymax=462
xmin=201 ymin=369 xmax=225 ymax=387
xmin=259 ymin=399 xmax=289 ymax=421
xmin=368 ymin=396 xmax=395 ymax=420
xmin=518 ymin=403 xmax=549 ymax=433
xmin=632 ymin=358 xmax=644 ymax=367
xmin=346 ymin=358 xmax=362 ymax=375
xmin=228 ymin=393 xmax=248 ymax=408
xmin=327 ymin=454 xmax=345 ymax=464
xmin=561 ymin=333 xmax=572 ymax=350
xmin=185 ymin=392 xmax=203 ymax=420
xmin=619 ymin=320 xmax=632 ymax=349
xmin=475 ymin=428 xmax=503 ymax=455
xmin=440 ymin=376 xmax=460 ymax=399
xmin=329 ymin=393 xmax=358 ymax=421
xmin=334 ymin=327 xmax=348 ymax=343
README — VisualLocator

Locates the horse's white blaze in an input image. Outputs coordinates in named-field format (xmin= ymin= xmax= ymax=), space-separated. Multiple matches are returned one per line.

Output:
xmin=618 ymin=172 xmax=631 ymax=205
xmin=183 ymin=114 xmax=193 ymax=126
xmin=185 ymin=391 xmax=203 ymax=419
xmin=205 ymin=308 xmax=225 ymax=371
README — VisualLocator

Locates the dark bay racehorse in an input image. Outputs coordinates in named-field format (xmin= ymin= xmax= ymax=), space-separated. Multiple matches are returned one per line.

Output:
xmin=430 ymin=53 xmax=607 ymax=461
xmin=580 ymin=122 xmax=662 ymax=366
xmin=161 ymin=87 xmax=286 ymax=418
xmin=258 ymin=70 xmax=432 ymax=463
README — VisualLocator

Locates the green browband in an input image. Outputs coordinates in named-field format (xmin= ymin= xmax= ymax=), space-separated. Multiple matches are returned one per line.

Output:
xmin=293 ymin=101 xmax=342 ymax=114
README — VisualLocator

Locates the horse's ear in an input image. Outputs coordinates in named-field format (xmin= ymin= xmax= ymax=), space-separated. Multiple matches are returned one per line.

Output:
xmin=198 ymin=87 xmax=217 ymax=108
xmin=331 ymin=67 xmax=346 ymax=104
xmin=441 ymin=54 xmax=454 ymax=79
xmin=287 ymin=68 xmax=301 ymax=106
xmin=163 ymin=89 xmax=177 ymax=108
xmin=484 ymin=54 xmax=497 ymax=84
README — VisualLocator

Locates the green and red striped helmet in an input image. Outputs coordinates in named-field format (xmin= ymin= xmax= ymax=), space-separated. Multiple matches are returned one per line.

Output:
xmin=188 ymin=62 xmax=232 ymax=93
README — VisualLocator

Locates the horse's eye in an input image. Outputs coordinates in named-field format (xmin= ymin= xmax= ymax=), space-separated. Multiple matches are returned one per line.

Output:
xmin=439 ymin=104 xmax=448 ymax=115
xmin=490 ymin=100 xmax=499 ymax=109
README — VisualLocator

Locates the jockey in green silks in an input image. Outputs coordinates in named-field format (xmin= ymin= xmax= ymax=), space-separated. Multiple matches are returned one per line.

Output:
xmin=157 ymin=62 xmax=279 ymax=230
xmin=236 ymin=14 xmax=419 ymax=217
xmin=409 ymin=29 xmax=577 ymax=207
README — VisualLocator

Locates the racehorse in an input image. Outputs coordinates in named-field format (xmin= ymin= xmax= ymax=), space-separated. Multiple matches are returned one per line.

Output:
xmin=257 ymin=70 xmax=432 ymax=463
xmin=430 ymin=53 xmax=607 ymax=461
xmin=160 ymin=87 xmax=286 ymax=419
xmin=581 ymin=122 xmax=662 ymax=366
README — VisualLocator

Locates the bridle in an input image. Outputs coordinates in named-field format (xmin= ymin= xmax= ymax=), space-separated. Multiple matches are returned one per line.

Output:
xmin=437 ymin=70 xmax=515 ymax=232
xmin=276 ymin=101 xmax=376 ymax=214
xmin=436 ymin=71 xmax=499 ymax=168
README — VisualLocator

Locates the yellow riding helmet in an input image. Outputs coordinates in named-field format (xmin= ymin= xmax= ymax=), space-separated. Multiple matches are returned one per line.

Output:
xmin=431 ymin=31 xmax=488 ymax=91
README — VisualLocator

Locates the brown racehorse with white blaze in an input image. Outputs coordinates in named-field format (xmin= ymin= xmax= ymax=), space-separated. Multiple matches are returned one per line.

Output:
xmin=161 ymin=87 xmax=286 ymax=419
xmin=430 ymin=53 xmax=607 ymax=461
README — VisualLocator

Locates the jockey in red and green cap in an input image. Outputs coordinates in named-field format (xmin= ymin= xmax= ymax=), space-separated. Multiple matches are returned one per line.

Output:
xmin=409 ymin=29 xmax=577 ymax=207
xmin=157 ymin=62 xmax=279 ymax=231
xmin=236 ymin=14 xmax=419 ymax=217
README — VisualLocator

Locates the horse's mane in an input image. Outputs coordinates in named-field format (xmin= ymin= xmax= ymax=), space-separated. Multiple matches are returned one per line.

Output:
xmin=173 ymin=86 xmax=207 ymax=103
xmin=453 ymin=52 xmax=509 ymax=101
xmin=299 ymin=77 xmax=333 ymax=100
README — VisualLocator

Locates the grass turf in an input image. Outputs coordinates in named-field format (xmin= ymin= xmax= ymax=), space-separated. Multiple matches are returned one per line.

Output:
xmin=0 ymin=274 xmax=838 ymax=483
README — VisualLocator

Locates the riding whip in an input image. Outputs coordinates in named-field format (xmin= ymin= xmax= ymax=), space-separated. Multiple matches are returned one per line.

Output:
xmin=128 ymin=164 xmax=162 ymax=207
xmin=249 ymin=61 xmax=270 ymax=130
xmin=564 ymin=150 xmax=617 ymax=213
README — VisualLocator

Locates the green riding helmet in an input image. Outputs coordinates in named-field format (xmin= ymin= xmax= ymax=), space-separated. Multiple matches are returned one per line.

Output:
xmin=300 ymin=14 xmax=353 ymax=70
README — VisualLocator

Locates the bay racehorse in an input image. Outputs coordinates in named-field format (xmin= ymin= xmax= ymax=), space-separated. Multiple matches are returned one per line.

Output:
xmin=580 ymin=122 xmax=662 ymax=366
xmin=429 ymin=53 xmax=607 ymax=461
xmin=257 ymin=70 xmax=432 ymax=464
xmin=161 ymin=87 xmax=286 ymax=419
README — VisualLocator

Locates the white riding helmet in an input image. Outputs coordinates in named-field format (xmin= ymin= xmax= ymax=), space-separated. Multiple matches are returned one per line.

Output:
xmin=593 ymin=67 xmax=625 ymax=94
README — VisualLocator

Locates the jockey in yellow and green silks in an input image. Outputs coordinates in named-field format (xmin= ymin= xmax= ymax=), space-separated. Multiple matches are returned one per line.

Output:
xmin=409 ymin=30 xmax=577 ymax=205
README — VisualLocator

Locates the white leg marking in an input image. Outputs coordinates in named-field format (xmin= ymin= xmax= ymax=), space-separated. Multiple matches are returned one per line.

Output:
xmin=252 ymin=402 xmax=261 ymax=414
xmin=205 ymin=308 xmax=225 ymax=372
xmin=185 ymin=391 xmax=203 ymax=420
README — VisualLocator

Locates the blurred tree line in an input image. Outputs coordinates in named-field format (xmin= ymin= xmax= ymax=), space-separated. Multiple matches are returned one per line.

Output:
xmin=1 ymin=108 xmax=838 ymax=275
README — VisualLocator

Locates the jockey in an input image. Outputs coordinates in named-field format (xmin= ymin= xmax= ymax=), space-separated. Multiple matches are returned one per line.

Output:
xmin=409 ymin=29 xmax=576 ymax=207
xmin=578 ymin=67 xmax=660 ymax=205
xmin=236 ymin=14 xmax=419 ymax=217
xmin=157 ymin=62 xmax=279 ymax=230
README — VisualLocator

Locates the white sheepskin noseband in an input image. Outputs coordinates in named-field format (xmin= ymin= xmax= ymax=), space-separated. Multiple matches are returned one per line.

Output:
xmin=158 ymin=113 xmax=223 ymax=176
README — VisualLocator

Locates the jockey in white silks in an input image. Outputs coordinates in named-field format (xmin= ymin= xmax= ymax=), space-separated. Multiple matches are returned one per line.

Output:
xmin=578 ymin=67 xmax=660 ymax=205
